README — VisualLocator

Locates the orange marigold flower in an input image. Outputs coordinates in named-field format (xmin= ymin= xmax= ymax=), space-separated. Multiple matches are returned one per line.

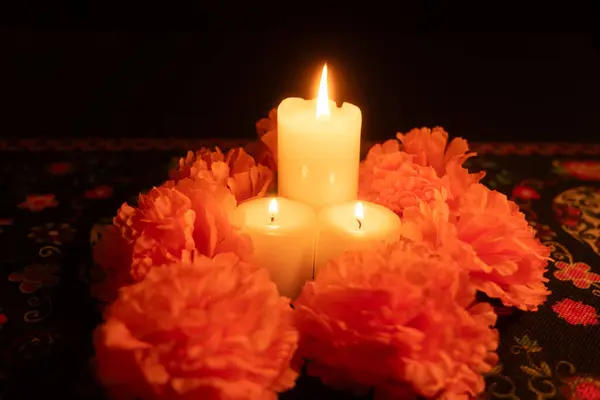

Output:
xmin=94 ymin=252 xmax=298 ymax=400
xmin=92 ymin=178 xmax=251 ymax=303
xmin=397 ymin=127 xmax=485 ymax=209
xmin=170 ymin=147 xmax=274 ymax=203
xmin=402 ymin=186 xmax=551 ymax=311
xmin=294 ymin=239 xmax=499 ymax=399
xmin=255 ymin=108 xmax=278 ymax=167
xmin=454 ymin=184 xmax=551 ymax=311
xmin=358 ymin=139 xmax=448 ymax=216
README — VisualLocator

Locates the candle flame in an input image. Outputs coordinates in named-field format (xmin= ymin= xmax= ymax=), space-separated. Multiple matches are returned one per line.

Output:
xmin=269 ymin=198 xmax=278 ymax=215
xmin=269 ymin=198 xmax=278 ymax=225
xmin=316 ymin=64 xmax=330 ymax=119
xmin=354 ymin=201 xmax=364 ymax=219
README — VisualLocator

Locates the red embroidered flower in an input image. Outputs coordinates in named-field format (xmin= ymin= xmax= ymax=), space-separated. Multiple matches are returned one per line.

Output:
xmin=0 ymin=313 xmax=7 ymax=330
xmin=85 ymin=185 xmax=114 ymax=199
xmin=512 ymin=185 xmax=540 ymax=200
xmin=48 ymin=162 xmax=72 ymax=175
xmin=559 ymin=161 xmax=600 ymax=180
xmin=554 ymin=262 xmax=600 ymax=289
xmin=562 ymin=375 xmax=600 ymax=400
xmin=8 ymin=263 xmax=60 ymax=293
xmin=18 ymin=194 xmax=59 ymax=212
xmin=552 ymin=299 xmax=598 ymax=326
xmin=554 ymin=204 xmax=582 ymax=228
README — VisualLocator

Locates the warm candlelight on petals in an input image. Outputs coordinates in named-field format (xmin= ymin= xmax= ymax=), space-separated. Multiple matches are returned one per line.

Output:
xmin=315 ymin=201 xmax=401 ymax=275
xmin=236 ymin=197 xmax=317 ymax=299
xmin=277 ymin=64 xmax=362 ymax=210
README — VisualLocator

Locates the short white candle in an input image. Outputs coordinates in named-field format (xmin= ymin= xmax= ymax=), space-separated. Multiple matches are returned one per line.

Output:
xmin=315 ymin=201 xmax=401 ymax=275
xmin=277 ymin=64 xmax=362 ymax=210
xmin=235 ymin=197 xmax=317 ymax=299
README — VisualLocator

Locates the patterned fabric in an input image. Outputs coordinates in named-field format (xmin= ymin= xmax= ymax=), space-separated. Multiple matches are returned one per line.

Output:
xmin=0 ymin=139 xmax=599 ymax=400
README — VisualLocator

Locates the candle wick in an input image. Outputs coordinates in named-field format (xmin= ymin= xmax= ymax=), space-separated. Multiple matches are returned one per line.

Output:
xmin=270 ymin=215 xmax=275 ymax=225
xmin=356 ymin=218 xmax=362 ymax=230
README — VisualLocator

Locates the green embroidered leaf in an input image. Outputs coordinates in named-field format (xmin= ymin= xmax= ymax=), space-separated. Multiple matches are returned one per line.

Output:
xmin=520 ymin=366 xmax=542 ymax=377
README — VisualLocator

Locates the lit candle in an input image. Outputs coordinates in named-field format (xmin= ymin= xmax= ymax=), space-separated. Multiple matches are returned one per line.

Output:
xmin=235 ymin=197 xmax=317 ymax=299
xmin=314 ymin=201 xmax=401 ymax=274
xmin=277 ymin=64 xmax=362 ymax=210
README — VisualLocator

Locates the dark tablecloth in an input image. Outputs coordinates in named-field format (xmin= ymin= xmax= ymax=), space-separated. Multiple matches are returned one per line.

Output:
xmin=0 ymin=139 xmax=599 ymax=400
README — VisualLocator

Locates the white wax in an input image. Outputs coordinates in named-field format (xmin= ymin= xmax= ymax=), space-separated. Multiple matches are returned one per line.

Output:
xmin=235 ymin=197 xmax=317 ymax=299
xmin=315 ymin=201 xmax=401 ymax=275
xmin=277 ymin=97 xmax=362 ymax=210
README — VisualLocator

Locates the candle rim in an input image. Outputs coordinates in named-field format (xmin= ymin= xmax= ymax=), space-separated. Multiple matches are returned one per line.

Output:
xmin=278 ymin=97 xmax=361 ymax=117
xmin=317 ymin=200 xmax=401 ymax=236
xmin=236 ymin=197 xmax=317 ymax=235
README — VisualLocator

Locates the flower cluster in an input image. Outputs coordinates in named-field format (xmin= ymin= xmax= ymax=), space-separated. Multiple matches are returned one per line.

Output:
xmin=359 ymin=127 xmax=485 ymax=215
xmin=359 ymin=128 xmax=550 ymax=311
xmin=92 ymin=147 xmax=294 ymax=399
xmin=169 ymin=146 xmax=274 ymax=203
xmin=91 ymin=112 xmax=551 ymax=400
xmin=91 ymin=177 xmax=252 ymax=303
xmin=291 ymin=127 xmax=550 ymax=398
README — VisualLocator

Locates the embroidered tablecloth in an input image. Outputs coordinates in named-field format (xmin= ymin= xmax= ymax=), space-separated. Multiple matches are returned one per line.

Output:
xmin=0 ymin=139 xmax=599 ymax=400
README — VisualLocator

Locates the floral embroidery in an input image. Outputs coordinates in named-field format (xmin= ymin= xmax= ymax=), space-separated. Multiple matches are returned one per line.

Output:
xmin=554 ymin=262 xmax=600 ymax=289
xmin=485 ymin=335 xmax=600 ymax=399
xmin=84 ymin=185 xmax=114 ymax=199
xmin=513 ymin=335 xmax=543 ymax=353
xmin=18 ymin=194 xmax=59 ymax=212
xmin=545 ymin=242 xmax=600 ymax=296
xmin=552 ymin=299 xmax=599 ymax=326
xmin=48 ymin=162 xmax=72 ymax=175
xmin=28 ymin=223 xmax=76 ymax=246
xmin=562 ymin=375 xmax=600 ymax=400
xmin=553 ymin=186 xmax=600 ymax=256
xmin=553 ymin=203 xmax=582 ymax=228
xmin=554 ymin=160 xmax=600 ymax=180
xmin=508 ymin=178 xmax=551 ymax=222
xmin=8 ymin=263 xmax=60 ymax=293
xmin=512 ymin=184 xmax=540 ymax=200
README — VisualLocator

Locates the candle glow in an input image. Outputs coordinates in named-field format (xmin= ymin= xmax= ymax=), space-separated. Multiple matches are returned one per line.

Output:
xmin=354 ymin=201 xmax=364 ymax=229
xmin=235 ymin=197 xmax=317 ymax=299
xmin=277 ymin=64 xmax=362 ymax=210
xmin=316 ymin=64 xmax=330 ymax=119
xmin=315 ymin=201 xmax=401 ymax=274
xmin=269 ymin=198 xmax=278 ymax=225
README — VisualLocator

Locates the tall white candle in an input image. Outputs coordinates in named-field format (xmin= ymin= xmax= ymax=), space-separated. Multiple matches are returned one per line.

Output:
xmin=235 ymin=197 xmax=317 ymax=299
xmin=315 ymin=201 xmax=401 ymax=275
xmin=277 ymin=65 xmax=362 ymax=210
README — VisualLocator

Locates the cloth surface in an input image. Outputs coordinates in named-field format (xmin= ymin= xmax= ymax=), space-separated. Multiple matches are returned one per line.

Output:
xmin=0 ymin=139 xmax=599 ymax=400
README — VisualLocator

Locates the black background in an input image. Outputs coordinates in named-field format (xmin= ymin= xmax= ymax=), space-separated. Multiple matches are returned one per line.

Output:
xmin=1 ymin=3 xmax=599 ymax=142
